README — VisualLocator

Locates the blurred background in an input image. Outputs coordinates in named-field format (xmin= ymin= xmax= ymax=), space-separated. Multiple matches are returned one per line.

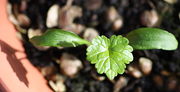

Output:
xmin=8 ymin=0 xmax=180 ymax=92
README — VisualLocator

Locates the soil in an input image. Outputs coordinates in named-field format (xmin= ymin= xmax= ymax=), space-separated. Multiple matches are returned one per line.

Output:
xmin=8 ymin=0 xmax=180 ymax=92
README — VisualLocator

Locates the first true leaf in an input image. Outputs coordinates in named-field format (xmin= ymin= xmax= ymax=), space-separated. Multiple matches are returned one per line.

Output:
xmin=87 ymin=35 xmax=133 ymax=80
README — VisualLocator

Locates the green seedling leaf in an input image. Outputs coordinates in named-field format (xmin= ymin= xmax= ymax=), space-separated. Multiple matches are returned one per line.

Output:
xmin=87 ymin=35 xmax=133 ymax=80
xmin=126 ymin=28 xmax=178 ymax=50
xmin=30 ymin=29 xmax=90 ymax=47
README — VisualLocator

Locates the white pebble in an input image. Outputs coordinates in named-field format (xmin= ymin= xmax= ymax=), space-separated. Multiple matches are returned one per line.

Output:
xmin=139 ymin=57 xmax=153 ymax=75
xmin=46 ymin=4 xmax=59 ymax=28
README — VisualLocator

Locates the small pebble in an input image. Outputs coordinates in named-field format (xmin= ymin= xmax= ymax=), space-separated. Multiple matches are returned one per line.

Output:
xmin=16 ymin=32 xmax=23 ymax=40
xmin=84 ymin=0 xmax=102 ymax=10
xmin=113 ymin=77 xmax=128 ymax=92
xmin=161 ymin=70 xmax=170 ymax=76
xmin=153 ymin=75 xmax=163 ymax=87
xmin=167 ymin=77 xmax=177 ymax=90
xmin=46 ymin=4 xmax=59 ymax=28
xmin=63 ymin=24 xmax=85 ymax=34
xmin=48 ymin=74 xmax=66 ymax=91
xmin=20 ymin=0 xmax=27 ymax=12
xmin=15 ymin=25 xmax=27 ymax=34
xmin=49 ymin=80 xmax=66 ymax=92
xmin=106 ymin=6 xmax=119 ymax=22
xmin=112 ymin=17 xmax=123 ymax=31
xmin=128 ymin=66 xmax=142 ymax=78
xmin=49 ymin=74 xmax=65 ymax=82
xmin=59 ymin=53 xmax=83 ymax=77
xmin=134 ymin=87 xmax=142 ymax=92
xmin=49 ymin=81 xmax=58 ymax=91
xmin=56 ymin=80 xmax=66 ymax=92
xmin=40 ymin=66 xmax=56 ymax=77
xmin=141 ymin=10 xmax=159 ymax=27
xmin=17 ymin=14 xmax=30 ymax=27
xmin=139 ymin=57 xmax=153 ymax=75
xmin=28 ymin=28 xmax=42 ymax=39
xmin=92 ymin=74 xmax=105 ymax=81
xmin=59 ymin=6 xmax=82 ymax=28
xmin=7 ymin=3 xmax=19 ymax=25
xmin=164 ymin=0 xmax=177 ymax=4
xmin=83 ymin=28 xmax=99 ymax=41
xmin=106 ymin=6 xmax=123 ymax=31
xmin=8 ymin=14 xmax=19 ymax=26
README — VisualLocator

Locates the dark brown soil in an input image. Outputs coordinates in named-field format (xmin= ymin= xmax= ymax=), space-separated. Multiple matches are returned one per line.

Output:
xmin=8 ymin=0 xmax=180 ymax=92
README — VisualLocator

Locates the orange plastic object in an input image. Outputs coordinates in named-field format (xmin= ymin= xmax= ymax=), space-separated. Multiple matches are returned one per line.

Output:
xmin=0 ymin=0 xmax=52 ymax=92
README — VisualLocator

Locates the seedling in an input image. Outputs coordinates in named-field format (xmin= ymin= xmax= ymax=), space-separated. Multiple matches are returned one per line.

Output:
xmin=30 ymin=28 xmax=178 ymax=80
